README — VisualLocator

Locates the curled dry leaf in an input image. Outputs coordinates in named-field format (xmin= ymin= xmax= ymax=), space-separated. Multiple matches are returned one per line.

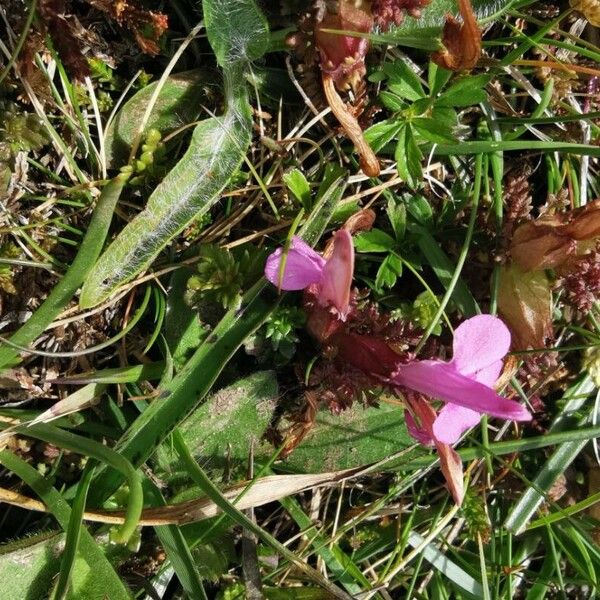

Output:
xmin=498 ymin=264 xmax=553 ymax=351
xmin=432 ymin=0 xmax=481 ymax=71
xmin=511 ymin=199 xmax=600 ymax=271
xmin=312 ymin=0 xmax=380 ymax=177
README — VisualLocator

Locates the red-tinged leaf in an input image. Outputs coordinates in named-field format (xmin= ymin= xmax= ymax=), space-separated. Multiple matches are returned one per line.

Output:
xmin=498 ymin=264 xmax=553 ymax=351
xmin=436 ymin=441 xmax=465 ymax=505
xmin=408 ymin=396 xmax=464 ymax=504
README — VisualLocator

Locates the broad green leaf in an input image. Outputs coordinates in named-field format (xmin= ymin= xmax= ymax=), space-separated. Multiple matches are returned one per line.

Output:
xmin=203 ymin=0 xmax=269 ymax=66
xmin=395 ymin=125 xmax=410 ymax=182
xmin=396 ymin=125 xmax=422 ymax=187
xmin=80 ymin=0 xmax=270 ymax=308
xmin=375 ymin=252 xmax=403 ymax=290
xmin=0 ymin=531 xmax=63 ymax=600
xmin=428 ymin=62 xmax=452 ymax=96
xmin=384 ymin=60 xmax=425 ymax=101
xmin=364 ymin=119 xmax=403 ymax=152
xmin=104 ymin=70 xmax=212 ymax=167
xmin=387 ymin=198 xmax=406 ymax=241
xmin=0 ymin=451 xmax=131 ymax=600
xmin=436 ymin=74 xmax=491 ymax=107
xmin=378 ymin=91 xmax=407 ymax=112
xmin=412 ymin=117 xmax=457 ymax=143
xmin=407 ymin=195 xmax=434 ymax=227
xmin=283 ymin=168 xmax=311 ymax=209
xmin=275 ymin=402 xmax=416 ymax=473
xmin=156 ymin=371 xmax=278 ymax=477
xmin=354 ymin=229 xmax=396 ymax=253
xmin=0 ymin=531 xmax=129 ymax=600
xmin=431 ymin=105 xmax=458 ymax=128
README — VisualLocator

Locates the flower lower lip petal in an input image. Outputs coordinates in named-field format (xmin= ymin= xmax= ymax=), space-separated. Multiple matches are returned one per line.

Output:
xmin=394 ymin=361 xmax=531 ymax=421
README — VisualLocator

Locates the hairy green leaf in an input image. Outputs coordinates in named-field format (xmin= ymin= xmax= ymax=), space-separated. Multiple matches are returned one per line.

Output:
xmin=80 ymin=0 xmax=270 ymax=308
xmin=157 ymin=371 xmax=278 ymax=478
xmin=105 ymin=70 xmax=213 ymax=167
xmin=274 ymin=403 xmax=416 ymax=473
xmin=0 ymin=451 xmax=131 ymax=600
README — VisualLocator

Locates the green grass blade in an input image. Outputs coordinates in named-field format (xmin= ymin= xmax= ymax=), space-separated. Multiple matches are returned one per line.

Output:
xmin=15 ymin=423 xmax=143 ymax=544
xmin=144 ymin=480 xmax=208 ymax=600
xmin=170 ymin=430 xmax=353 ymax=600
xmin=504 ymin=376 xmax=596 ymax=535
xmin=413 ymin=225 xmax=479 ymax=316
xmin=50 ymin=463 xmax=96 ymax=600
xmin=51 ymin=361 xmax=165 ymax=385
xmin=386 ymin=423 xmax=600 ymax=471
xmin=407 ymin=531 xmax=484 ymax=598
xmin=280 ymin=495 xmax=377 ymax=597
xmin=0 ymin=172 xmax=129 ymax=371
xmin=0 ymin=451 xmax=132 ymax=600
xmin=432 ymin=140 xmax=600 ymax=156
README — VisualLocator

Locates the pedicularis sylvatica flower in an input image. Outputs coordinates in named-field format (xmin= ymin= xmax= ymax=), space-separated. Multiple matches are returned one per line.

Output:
xmin=264 ymin=230 xmax=354 ymax=321
xmin=393 ymin=315 xmax=532 ymax=445
xmin=264 ymin=231 xmax=532 ymax=505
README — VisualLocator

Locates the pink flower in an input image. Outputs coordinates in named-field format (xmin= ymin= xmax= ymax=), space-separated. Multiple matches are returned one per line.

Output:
xmin=393 ymin=315 xmax=531 ymax=445
xmin=264 ymin=230 xmax=354 ymax=320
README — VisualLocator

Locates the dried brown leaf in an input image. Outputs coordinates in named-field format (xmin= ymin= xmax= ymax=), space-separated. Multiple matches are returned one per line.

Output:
xmin=511 ymin=199 xmax=600 ymax=271
xmin=0 ymin=468 xmax=363 ymax=526
xmin=498 ymin=264 xmax=553 ymax=350
xmin=38 ymin=0 xmax=90 ymax=80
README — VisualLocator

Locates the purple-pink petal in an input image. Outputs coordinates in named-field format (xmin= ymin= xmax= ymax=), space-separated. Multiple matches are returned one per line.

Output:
xmin=318 ymin=229 xmax=354 ymax=319
xmin=451 ymin=315 xmax=511 ymax=376
xmin=432 ymin=403 xmax=482 ymax=445
xmin=264 ymin=236 xmax=326 ymax=290
xmin=473 ymin=360 xmax=503 ymax=387
xmin=393 ymin=360 xmax=531 ymax=422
